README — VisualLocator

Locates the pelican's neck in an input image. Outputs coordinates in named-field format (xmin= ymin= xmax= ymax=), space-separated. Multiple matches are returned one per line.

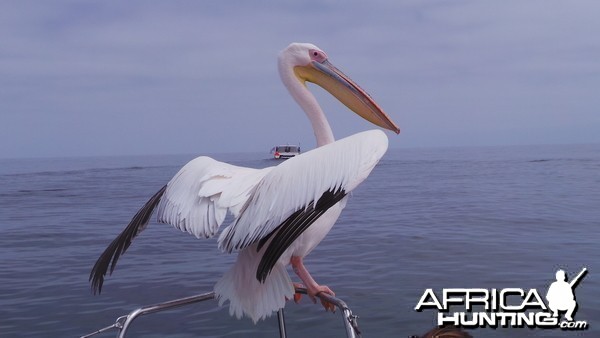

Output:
xmin=279 ymin=62 xmax=334 ymax=147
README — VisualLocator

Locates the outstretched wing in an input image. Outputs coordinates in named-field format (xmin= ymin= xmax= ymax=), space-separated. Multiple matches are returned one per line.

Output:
xmin=90 ymin=185 xmax=167 ymax=293
xmin=156 ymin=156 xmax=272 ymax=238
xmin=90 ymin=130 xmax=388 ymax=292
xmin=90 ymin=156 xmax=271 ymax=293
xmin=218 ymin=129 xmax=389 ymax=253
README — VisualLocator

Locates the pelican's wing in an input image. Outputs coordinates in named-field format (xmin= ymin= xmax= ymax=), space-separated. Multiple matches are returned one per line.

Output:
xmin=218 ymin=129 xmax=389 ymax=253
xmin=90 ymin=156 xmax=270 ymax=293
xmin=156 ymin=156 xmax=272 ymax=238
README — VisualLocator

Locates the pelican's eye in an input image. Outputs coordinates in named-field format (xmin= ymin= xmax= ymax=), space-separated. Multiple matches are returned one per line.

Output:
xmin=309 ymin=49 xmax=327 ymax=63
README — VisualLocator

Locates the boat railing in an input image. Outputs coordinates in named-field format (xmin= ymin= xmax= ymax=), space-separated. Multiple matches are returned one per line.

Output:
xmin=81 ymin=286 xmax=361 ymax=338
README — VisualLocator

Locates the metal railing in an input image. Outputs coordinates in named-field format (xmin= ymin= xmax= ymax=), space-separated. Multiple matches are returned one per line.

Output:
xmin=81 ymin=287 xmax=361 ymax=338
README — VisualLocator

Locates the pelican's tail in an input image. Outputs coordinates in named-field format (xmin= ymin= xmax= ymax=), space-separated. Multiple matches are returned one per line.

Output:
xmin=214 ymin=246 xmax=294 ymax=323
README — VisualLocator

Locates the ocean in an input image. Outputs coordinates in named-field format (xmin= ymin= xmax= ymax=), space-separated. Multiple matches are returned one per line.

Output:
xmin=0 ymin=144 xmax=598 ymax=337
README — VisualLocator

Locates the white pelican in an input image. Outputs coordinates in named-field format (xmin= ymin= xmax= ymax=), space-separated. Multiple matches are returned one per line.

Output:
xmin=90 ymin=42 xmax=400 ymax=323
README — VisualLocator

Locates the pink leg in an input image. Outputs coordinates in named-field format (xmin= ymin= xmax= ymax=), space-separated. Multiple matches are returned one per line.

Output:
xmin=290 ymin=256 xmax=336 ymax=312
xmin=292 ymin=282 xmax=304 ymax=303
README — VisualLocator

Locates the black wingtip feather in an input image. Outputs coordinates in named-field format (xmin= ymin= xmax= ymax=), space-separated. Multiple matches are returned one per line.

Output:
xmin=256 ymin=187 xmax=346 ymax=283
xmin=89 ymin=185 xmax=167 ymax=294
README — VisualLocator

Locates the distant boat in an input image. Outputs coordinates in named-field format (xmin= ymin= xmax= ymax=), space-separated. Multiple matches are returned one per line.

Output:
xmin=270 ymin=145 xmax=301 ymax=159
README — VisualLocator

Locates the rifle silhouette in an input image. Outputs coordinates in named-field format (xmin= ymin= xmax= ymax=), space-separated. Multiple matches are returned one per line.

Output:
xmin=569 ymin=267 xmax=587 ymax=289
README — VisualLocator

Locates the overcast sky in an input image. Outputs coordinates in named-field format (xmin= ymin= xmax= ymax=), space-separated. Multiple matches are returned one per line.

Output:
xmin=1 ymin=1 xmax=599 ymax=159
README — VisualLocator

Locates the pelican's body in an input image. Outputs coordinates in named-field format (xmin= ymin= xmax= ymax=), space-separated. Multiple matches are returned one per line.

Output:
xmin=90 ymin=43 xmax=399 ymax=323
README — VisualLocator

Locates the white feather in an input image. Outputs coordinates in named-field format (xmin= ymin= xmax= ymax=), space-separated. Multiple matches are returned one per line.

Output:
xmin=156 ymin=130 xmax=386 ymax=245
xmin=214 ymin=245 xmax=294 ymax=323
xmin=218 ymin=129 xmax=388 ymax=252
xmin=156 ymin=156 xmax=271 ymax=239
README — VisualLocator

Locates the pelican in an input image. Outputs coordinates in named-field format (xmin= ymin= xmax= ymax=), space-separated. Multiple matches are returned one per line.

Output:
xmin=90 ymin=42 xmax=399 ymax=323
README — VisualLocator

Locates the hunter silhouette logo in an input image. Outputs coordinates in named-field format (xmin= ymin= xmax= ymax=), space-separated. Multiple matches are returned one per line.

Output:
xmin=546 ymin=268 xmax=587 ymax=322
xmin=415 ymin=267 xmax=589 ymax=330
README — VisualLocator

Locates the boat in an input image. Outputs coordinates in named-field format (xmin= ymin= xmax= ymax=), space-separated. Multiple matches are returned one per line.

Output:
xmin=270 ymin=145 xmax=301 ymax=159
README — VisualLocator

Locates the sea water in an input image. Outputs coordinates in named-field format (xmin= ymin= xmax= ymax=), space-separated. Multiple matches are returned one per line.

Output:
xmin=0 ymin=144 xmax=598 ymax=337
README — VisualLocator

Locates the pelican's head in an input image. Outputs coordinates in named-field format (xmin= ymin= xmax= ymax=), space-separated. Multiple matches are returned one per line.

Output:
xmin=279 ymin=43 xmax=400 ymax=134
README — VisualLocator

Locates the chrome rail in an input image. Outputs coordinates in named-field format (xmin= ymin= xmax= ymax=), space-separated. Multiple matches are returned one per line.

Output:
xmin=81 ymin=287 xmax=361 ymax=338
xmin=295 ymin=287 xmax=361 ymax=338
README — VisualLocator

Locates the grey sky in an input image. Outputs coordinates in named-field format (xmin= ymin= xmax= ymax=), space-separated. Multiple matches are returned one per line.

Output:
xmin=1 ymin=1 xmax=599 ymax=159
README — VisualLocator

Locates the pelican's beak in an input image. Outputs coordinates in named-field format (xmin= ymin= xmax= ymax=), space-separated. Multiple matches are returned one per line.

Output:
xmin=295 ymin=59 xmax=400 ymax=134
